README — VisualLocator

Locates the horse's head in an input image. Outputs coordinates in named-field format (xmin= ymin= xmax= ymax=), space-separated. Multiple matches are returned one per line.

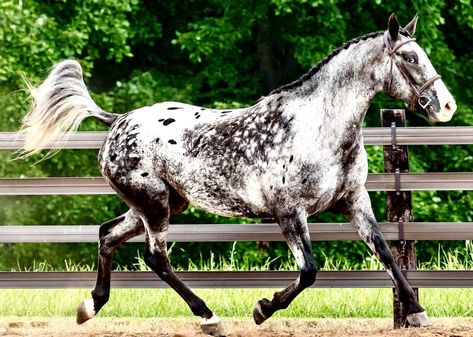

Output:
xmin=383 ymin=14 xmax=456 ymax=122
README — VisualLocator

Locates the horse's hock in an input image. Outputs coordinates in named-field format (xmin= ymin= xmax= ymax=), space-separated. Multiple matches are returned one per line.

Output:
xmin=2 ymin=109 xmax=473 ymax=328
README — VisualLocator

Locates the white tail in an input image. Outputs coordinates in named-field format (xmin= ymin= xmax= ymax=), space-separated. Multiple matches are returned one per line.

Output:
xmin=18 ymin=60 xmax=118 ymax=158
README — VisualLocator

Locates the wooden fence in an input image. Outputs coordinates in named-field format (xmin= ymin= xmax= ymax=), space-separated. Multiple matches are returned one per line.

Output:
xmin=1 ymin=109 xmax=473 ymax=326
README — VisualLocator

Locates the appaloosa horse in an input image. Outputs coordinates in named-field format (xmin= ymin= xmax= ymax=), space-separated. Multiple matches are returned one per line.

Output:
xmin=19 ymin=14 xmax=456 ymax=336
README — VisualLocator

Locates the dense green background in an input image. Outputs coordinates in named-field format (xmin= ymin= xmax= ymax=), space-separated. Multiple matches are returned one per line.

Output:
xmin=0 ymin=0 xmax=472 ymax=271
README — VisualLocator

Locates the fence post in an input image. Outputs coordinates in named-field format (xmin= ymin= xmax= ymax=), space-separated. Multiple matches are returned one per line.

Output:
xmin=380 ymin=109 xmax=418 ymax=328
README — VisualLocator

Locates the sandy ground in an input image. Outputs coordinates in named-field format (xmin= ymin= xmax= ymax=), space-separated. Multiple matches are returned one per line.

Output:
xmin=2 ymin=317 xmax=473 ymax=337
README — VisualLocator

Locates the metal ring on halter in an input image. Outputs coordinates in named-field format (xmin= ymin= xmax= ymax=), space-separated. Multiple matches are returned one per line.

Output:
xmin=418 ymin=96 xmax=432 ymax=110
xmin=413 ymin=74 xmax=442 ymax=110
xmin=383 ymin=31 xmax=441 ymax=110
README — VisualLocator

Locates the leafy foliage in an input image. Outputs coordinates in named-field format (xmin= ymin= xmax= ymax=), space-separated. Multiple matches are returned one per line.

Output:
xmin=0 ymin=0 xmax=472 ymax=270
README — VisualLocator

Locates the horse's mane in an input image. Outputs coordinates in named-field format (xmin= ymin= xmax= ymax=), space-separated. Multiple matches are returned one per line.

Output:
xmin=269 ymin=31 xmax=385 ymax=96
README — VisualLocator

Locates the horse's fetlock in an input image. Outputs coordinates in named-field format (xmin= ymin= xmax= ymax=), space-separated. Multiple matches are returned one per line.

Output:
xmin=259 ymin=298 xmax=273 ymax=313
xmin=403 ymin=299 xmax=424 ymax=315
xmin=190 ymin=298 xmax=211 ymax=317
xmin=92 ymin=290 xmax=109 ymax=304
xmin=300 ymin=266 xmax=317 ymax=287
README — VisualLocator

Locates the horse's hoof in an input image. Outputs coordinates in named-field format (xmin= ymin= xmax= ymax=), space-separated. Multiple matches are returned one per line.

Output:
xmin=201 ymin=315 xmax=225 ymax=336
xmin=253 ymin=299 xmax=270 ymax=325
xmin=76 ymin=299 xmax=96 ymax=324
xmin=406 ymin=311 xmax=432 ymax=327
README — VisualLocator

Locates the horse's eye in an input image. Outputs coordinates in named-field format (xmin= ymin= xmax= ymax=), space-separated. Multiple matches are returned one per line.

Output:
xmin=404 ymin=56 xmax=418 ymax=64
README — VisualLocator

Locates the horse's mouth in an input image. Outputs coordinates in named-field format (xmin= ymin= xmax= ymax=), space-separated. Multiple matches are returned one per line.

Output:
xmin=427 ymin=108 xmax=441 ymax=123
xmin=421 ymin=103 xmax=449 ymax=123
xmin=427 ymin=106 xmax=455 ymax=123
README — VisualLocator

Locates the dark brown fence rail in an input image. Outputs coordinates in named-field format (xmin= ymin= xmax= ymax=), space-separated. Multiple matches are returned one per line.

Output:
xmin=1 ymin=110 xmax=473 ymax=326
xmin=1 ymin=270 xmax=472 ymax=289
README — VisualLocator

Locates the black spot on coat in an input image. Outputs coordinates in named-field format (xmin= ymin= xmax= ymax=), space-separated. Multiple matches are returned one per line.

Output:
xmin=163 ymin=118 xmax=176 ymax=126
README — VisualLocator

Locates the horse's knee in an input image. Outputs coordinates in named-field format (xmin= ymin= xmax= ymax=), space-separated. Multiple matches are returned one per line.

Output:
xmin=99 ymin=241 xmax=114 ymax=257
xmin=98 ymin=214 xmax=126 ymax=240
xmin=98 ymin=231 xmax=116 ymax=257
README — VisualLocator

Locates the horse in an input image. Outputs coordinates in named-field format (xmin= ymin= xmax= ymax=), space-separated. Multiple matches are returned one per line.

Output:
xmin=18 ymin=14 xmax=456 ymax=336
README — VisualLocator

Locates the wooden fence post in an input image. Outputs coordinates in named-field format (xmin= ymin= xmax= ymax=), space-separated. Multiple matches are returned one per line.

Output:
xmin=381 ymin=109 xmax=418 ymax=328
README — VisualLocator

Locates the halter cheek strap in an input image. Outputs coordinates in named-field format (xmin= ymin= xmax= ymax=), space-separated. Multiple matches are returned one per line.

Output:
xmin=383 ymin=31 xmax=441 ymax=110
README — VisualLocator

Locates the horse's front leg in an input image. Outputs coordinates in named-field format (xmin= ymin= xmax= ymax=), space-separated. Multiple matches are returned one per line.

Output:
xmin=342 ymin=188 xmax=432 ymax=327
xmin=253 ymin=208 xmax=317 ymax=324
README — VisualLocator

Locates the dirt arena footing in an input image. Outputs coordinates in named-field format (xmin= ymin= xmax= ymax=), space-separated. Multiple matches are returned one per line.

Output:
xmin=2 ymin=317 xmax=473 ymax=337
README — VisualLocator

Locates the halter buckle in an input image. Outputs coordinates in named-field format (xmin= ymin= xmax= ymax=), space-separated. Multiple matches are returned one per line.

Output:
xmin=418 ymin=96 xmax=432 ymax=110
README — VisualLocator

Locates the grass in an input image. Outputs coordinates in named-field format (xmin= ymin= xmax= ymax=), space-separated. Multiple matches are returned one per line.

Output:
xmin=2 ymin=242 xmax=473 ymax=319
xmin=10 ymin=241 xmax=473 ymax=272
xmin=1 ymin=288 xmax=473 ymax=318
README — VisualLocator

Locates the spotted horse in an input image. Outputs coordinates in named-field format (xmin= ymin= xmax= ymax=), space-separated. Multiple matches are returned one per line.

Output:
xmin=18 ymin=14 xmax=456 ymax=336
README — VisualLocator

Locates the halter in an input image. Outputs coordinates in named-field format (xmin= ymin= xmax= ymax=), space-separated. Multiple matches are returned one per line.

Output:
xmin=384 ymin=31 xmax=441 ymax=110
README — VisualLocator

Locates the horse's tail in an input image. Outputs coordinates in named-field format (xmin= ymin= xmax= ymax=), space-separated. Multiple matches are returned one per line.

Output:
xmin=18 ymin=59 xmax=119 ymax=158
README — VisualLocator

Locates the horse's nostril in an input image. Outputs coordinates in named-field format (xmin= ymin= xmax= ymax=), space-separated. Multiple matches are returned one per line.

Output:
xmin=445 ymin=101 xmax=457 ymax=113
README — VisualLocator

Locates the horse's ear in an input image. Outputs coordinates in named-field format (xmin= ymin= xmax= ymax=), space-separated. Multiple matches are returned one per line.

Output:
xmin=388 ymin=13 xmax=400 ymax=41
xmin=404 ymin=13 xmax=419 ymax=36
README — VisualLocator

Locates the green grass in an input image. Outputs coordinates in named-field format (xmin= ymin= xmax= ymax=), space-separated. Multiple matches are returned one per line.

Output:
xmin=9 ymin=241 xmax=473 ymax=272
xmin=1 ymin=288 xmax=473 ymax=318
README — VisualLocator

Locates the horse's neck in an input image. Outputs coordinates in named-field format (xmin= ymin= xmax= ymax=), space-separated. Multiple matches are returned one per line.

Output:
xmin=283 ymin=35 xmax=386 ymax=135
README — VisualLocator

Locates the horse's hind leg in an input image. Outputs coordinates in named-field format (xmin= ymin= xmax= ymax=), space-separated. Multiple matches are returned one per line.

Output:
xmin=77 ymin=210 xmax=144 ymax=324
xmin=342 ymin=188 xmax=431 ymax=327
xmin=253 ymin=208 xmax=317 ymax=324
xmin=114 ymin=177 xmax=223 ymax=336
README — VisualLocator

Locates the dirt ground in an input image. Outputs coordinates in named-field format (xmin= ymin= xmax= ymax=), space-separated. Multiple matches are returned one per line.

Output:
xmin=2 ymin=317 xmax=473 ymax=337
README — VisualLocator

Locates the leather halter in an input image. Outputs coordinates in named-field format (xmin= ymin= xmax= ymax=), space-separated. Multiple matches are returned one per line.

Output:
xmin=384 ymin=31 xmax=441 ymax=110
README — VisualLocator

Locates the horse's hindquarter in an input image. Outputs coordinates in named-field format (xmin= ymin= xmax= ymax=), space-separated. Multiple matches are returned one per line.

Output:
xmin=99 ymin=102 xmax=271 ymax=217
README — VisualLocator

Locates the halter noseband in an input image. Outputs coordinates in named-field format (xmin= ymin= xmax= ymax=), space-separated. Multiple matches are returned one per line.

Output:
xmin=384 ymin=31 xmax=441 ymax=110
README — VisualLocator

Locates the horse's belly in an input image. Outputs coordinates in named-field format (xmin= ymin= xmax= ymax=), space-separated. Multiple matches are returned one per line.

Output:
xmin=168 ymin=165 xmax=269 ymax=218
xmin=295 ymin=159 xmax=367 ymax=215
xmin=181 ymin=187 xmax=270 ymax=218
